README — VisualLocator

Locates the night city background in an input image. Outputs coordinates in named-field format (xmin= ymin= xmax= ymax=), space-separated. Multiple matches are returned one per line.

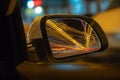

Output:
xmin=19 ymin=0 xmax=112 ymax=25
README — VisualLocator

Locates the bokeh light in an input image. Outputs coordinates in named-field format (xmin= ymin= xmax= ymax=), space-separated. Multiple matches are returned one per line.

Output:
xmin=27 ymin=0 xmax=34 ymax=8
xmin=34 ymin=6 xmax=43 ymax=14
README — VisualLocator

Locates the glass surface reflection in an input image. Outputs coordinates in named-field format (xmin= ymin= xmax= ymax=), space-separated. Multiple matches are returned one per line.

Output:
xmin=50 ymin=64 xmax=87 ymax=70
xmin=46 ymin=18 xmax=101 ymax=58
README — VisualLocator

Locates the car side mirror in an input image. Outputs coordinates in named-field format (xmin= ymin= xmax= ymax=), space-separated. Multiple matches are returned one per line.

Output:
xmin=28 ymin=14 xmax=108 ymax=62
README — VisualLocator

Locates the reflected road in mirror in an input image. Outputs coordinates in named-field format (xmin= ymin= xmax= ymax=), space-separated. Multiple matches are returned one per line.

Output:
xmin=46 ymin=18 xmax=101 ymax=58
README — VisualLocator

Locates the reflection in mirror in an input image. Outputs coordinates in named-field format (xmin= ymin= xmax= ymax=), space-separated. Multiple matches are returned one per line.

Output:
xmin=45 ymin=18 xmax=101 ymax=58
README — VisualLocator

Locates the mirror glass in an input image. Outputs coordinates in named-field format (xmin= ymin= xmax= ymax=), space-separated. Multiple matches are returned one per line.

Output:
xmin=45 ymin=18 xmax=101 ymax=58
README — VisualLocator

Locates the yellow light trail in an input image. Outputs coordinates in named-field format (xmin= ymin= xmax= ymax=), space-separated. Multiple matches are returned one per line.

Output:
xmin=46 ymin=19 xmax=85 ymax=49
xmin=85 ymin=22 xmax=92 ymax=48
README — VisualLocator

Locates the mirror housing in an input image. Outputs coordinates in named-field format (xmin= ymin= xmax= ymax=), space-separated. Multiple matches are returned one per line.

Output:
xmin=28 ymin=14 xmax=108 ymax=62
